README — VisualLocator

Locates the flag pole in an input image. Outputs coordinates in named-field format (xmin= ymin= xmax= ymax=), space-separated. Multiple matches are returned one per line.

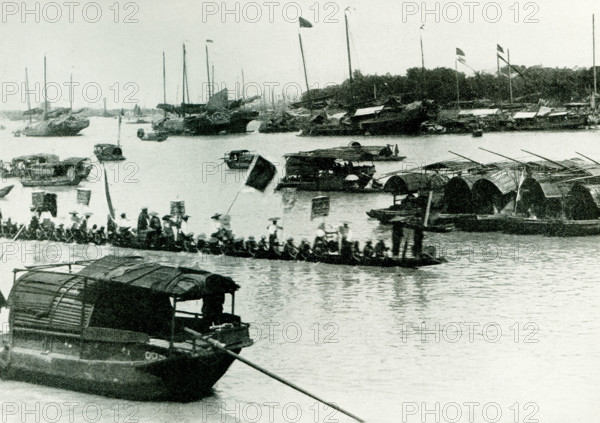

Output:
xmin=345 ymin=9 xmax=353 ymax=104
xmin=455 ymin=58 xmax=460 ymax=110
xmin=508 ymin=49 xmax=513 ymax=104
xmin=162 ymin=52 xmax=167 ymax=117
xmin=225 ymin=155 xmax=257 ymax=215
xmin=496 ymin=54 xmax=500 ymax=76
xmin=205 ymin=42 xmax=212 ymax=99
xmin=298 ymin=31 xmax=311 ymax=108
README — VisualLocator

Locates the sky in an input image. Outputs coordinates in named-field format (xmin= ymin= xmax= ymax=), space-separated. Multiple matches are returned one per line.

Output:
xmin=0 ymin=0 xmax=598 ymax=110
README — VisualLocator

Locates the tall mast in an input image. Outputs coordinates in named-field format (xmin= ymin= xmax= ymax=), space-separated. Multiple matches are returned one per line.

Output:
xmin=419 ymin=25 xmax=425 ymax=98
xmin=43 ymin=56 xmax=48 ymax=118
xmin=181 ymin=44 xmax=186 ymax=116
xmin=25 ymin=68 xmax=32 ymax=123
xmin=298 ymin=32 xmax=311 ymax=107
xmin=241 ymin=68 xmax=245 ymax=99
xmin=205 ymin=42 xmax=212 ymax=99
xmin=594 ymin=14 xmax=597 ymax=109
xmin=117 ymin=112 xmax=122 ymax=147
xmin=344 ymin=9 xmax=353 ymax=104
xmin=508 ymin=49 xmax=513 ymax=104
xmin=212 ymin=64 xmax=215 ymax=95
xmin=69 ymin=73 xmax=73 ymax=111
xmin=162 ymin=51 xmax=167 ymax=117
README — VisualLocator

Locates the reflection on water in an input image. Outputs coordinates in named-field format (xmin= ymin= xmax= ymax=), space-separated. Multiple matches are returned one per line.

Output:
xmin=0 ymin=120 xmax=599 ymax=422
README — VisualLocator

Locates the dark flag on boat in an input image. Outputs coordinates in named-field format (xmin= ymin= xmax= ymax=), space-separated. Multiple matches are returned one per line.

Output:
xmin=311 ymin=196 xmax=330 ymax=220
xmin=103 ymin=164 xmax=115 ymax=220
xmin=456 ymin=47 xmax=465 ymax=57
xmin=497 ymin=44 xmax=504 ymax=54
xmin=245 ymin=156 xmax=277 ymax=192
xmin=299 ymin=17 xmax=313 ymax=28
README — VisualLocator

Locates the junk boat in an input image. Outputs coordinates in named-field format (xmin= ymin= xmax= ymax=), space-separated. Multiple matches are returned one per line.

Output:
xmin=275 ymin=147 xmax=380 ymax=192
xmin=0 ymin=255 xmax=253 ymax=401
xmin=224 ymin=150 xmax=255 ymax=169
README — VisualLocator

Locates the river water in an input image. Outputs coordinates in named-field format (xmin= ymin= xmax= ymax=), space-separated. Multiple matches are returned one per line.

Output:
xmin=0 ymin=117 xmax=598 ymax=423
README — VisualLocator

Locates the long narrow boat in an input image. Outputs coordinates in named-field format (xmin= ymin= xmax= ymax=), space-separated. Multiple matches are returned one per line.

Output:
xmin=0 ymin=255 xmax=252 ymax=400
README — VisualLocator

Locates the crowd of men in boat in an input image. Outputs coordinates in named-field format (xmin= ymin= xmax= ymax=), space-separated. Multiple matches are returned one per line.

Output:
xmin=0 ymin=204 xmax=431 ymax=264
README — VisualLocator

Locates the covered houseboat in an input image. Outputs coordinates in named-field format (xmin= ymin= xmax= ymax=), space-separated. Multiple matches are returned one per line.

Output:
xmin=0 ymin=255 xmax=252 ymax=400
xmin=275 ymin=147 xmax=379 ymax=192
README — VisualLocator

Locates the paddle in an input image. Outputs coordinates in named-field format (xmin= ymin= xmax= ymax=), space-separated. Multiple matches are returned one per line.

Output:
xmin=184 ymin=327 xmax=365 ymax=422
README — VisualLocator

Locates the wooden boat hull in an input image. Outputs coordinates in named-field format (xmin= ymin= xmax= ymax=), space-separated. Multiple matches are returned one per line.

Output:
xmin=95 ymin=154 xmax=126 ymax=162
xmin=454 ymin=215 xmax=600 ymax=237
xmin=2 ymin=344 xmax=240 ymax=401
xmin=222 ymin=249 xmax=445 ymax=268
xmin=20 ymin=175 xmax=83 ymax=187
xmin=366 ymin=208 xmax=418 ymax=224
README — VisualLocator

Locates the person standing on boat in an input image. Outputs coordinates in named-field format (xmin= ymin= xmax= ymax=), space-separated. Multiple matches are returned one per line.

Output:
xmin=389 ymin=217 xmax=405 ymax=256
xmin=107 ymin=214 xmax=117 ymax=240
xmin=137 ymin=208 xmax=149 ymax=232
xmin=69 ymin=211 xmax=80 ymax=230
xmin=339 ymin=222 xmax=352 ymax=259
xmin=412 ymin=226 xmax=424 ymax=256
xmin=267 ymin=218 xmax=282 ymax=252
xmin=179 ymin=215 xmax=190 ymax=237
xmin=202 ymin=292 xmax=225 ymax=327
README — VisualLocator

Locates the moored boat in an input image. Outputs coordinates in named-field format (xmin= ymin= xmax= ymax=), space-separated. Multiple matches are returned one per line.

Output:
xmin=94 ymin=144 xmax=125 ymax=162
xmin=137 ymin=128 xmax=169 ymax=142
xmin=275 ymin=147 xmax=379 ymax=192
xmin=224 ymin=150 xmax=255 ymax=169
xmin=19 ymin=157 xmax=92 ymax=187
xmin=0 ymin=255 xmax=253 ymax=401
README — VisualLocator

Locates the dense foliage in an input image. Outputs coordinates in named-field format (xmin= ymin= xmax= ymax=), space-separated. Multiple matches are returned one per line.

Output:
xmin=304 ymin=66 xmax=599 ymax=107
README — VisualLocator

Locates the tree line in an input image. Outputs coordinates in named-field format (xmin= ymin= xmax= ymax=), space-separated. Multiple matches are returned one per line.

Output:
xmin=303 ymin=66 xmax=599 ymax=108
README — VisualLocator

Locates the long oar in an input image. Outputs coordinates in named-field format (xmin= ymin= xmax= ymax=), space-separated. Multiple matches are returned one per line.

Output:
xmin=575 ymin=151 xmax=600 ymax=165
xmin=184 ymin=327 xmax=365 ymax=423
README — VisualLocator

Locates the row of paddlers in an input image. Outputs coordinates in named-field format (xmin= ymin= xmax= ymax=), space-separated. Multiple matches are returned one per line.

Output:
xmin=0 ymin=220 xmax=445 ymax=268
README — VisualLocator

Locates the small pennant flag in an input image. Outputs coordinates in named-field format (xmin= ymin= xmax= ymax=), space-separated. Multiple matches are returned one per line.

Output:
xmin=245 ymin=156 xmax=277 ymax=192
xmin=299 ymin=17 xmax=313 ymax=28
xmin=456 ymin=47 xmax=465 ymax=56
xmin=458 ymin=57 xmax=467 ymax=65
xmin=497 ymin=44 xmax=504 ymax=54
xmin=206 ymin=39 xmax=214 ymax=43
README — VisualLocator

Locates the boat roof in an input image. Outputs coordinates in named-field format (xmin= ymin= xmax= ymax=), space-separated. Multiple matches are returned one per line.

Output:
xmin=228 ymin=149 xmax=251 ymax=154
xmin=61 ymin=157 xmax=89 ymax=164
xmin=12 ymin=153 xmax=59 ymax=162
xmin=76 ymin=255 xmax=239 ymax=300
xmin=353 ymin=106 xmax=384 ymax=117
xmin=285 ymin=147 xmax=376 ymax=162
xmin=457 ymin=109 xmax=500 ymax=117
xmin=513 ymin=111 xmax=537 ymax=119
xmin=95 ymin=143 xmax=119 ymax=148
